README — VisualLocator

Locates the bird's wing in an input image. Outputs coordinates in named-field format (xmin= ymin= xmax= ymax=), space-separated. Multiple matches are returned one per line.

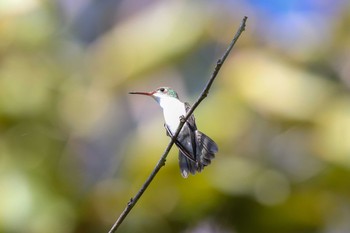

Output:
xmin=177 ymin=102 xmax=200 ymax=177
xmin=184 ymin=102 xmax=197 ymax=129
xmin=164 ymin=124 xmax=196 ymax=163
xmin=179 ymin=102 xmax=198 ymax=161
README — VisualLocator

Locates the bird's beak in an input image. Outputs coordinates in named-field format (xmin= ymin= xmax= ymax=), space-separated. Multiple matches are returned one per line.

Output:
xmin=128 ymin=91 xmax=153 ymax=96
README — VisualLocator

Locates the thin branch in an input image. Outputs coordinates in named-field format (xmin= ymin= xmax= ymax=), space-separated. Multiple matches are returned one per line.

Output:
xmin=108 ymin=16 xmax=247 ymax=233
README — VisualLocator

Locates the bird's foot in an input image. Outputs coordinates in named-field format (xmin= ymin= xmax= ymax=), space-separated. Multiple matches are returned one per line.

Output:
xmin=179 ymin=115 xmax=186 ymax=123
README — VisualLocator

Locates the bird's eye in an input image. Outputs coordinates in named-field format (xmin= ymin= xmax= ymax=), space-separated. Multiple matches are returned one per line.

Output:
xmin=159 ymin=88 xmax=165 ymax=92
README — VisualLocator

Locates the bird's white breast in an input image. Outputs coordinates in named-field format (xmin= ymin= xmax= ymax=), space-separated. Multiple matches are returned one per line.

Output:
xmin=158 ymin=97 xmax=186 ymax=134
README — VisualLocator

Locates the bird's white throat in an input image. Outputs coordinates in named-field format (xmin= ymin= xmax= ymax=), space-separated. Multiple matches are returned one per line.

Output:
xmin=157 ymin=96 xmax=186 ymax=134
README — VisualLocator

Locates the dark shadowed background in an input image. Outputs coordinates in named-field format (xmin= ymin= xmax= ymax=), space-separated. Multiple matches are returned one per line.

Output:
xmin=1 ymin=0 xmax=350 ymax=232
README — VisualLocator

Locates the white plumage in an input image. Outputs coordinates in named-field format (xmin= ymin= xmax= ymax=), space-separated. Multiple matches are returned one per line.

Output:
xmin=153 ymin=93 xmax=186 ymax=134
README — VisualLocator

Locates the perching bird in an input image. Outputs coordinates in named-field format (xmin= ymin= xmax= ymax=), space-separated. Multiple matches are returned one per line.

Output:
xmin=129 ymin=87 xmax=218 ymax=178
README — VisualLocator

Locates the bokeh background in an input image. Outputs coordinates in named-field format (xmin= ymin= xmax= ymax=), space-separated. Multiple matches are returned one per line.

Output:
xmin=1 ymin=0 xmax=350 ymax=232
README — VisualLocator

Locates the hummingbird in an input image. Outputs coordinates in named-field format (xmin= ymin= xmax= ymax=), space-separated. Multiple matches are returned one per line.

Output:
xmin=129 ymin=87 xmax=218 ymax=178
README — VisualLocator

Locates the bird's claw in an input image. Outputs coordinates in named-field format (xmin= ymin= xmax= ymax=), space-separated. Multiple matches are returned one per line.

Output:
xmin=179 ymin=115 xmax=186 ymax=123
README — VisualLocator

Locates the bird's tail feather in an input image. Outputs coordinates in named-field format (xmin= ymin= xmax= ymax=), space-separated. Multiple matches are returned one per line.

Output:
xmin=179 ymin=154 xmax=196 ymax=178
xmin=196 ymin=131 xmax=218 ymax=169
xmin=179 ymin=131 xmax=218 ymax=178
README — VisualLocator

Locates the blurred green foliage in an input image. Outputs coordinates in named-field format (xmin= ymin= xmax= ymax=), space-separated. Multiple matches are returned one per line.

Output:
xmin=1 ymin=1 xmax=350 ymax=233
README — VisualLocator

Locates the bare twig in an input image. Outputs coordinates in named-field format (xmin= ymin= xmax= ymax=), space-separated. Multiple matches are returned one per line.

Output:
xmin=108 ymin=16 xmax=247 ymax=233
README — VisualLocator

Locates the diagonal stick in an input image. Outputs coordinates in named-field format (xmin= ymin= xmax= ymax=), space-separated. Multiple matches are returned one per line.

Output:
xmin=108 ymin=16 xmax=248 ymax=233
